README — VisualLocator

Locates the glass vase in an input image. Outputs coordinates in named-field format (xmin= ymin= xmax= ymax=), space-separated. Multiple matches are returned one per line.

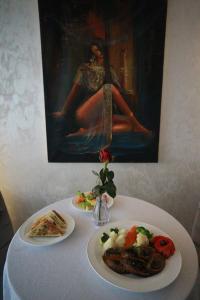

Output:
xmin=93 ymin=194 xmax=110 ymax=226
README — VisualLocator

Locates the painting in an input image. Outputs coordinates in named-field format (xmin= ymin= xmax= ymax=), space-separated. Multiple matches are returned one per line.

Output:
xmin=38 ymin=0 xmax=168 ymax=162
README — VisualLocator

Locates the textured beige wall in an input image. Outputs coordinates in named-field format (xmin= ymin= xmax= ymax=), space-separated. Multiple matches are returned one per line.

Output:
xmin=0 ymin=0 xmax=200 ymax=232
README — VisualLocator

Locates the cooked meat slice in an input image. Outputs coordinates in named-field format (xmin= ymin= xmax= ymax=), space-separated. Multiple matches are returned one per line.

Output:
xmin=103 ymin=255 xmax=128 ymax=274
xmin=146 ymin=252 xmax=166 ymax=274
xmin=103 ymin=248 xmax=133 ymax=274
xmin=122 ymin=257 xmax=151 ymax=277
xmin=121 ymin=246 xmax=138 ymax=259
xmin=102 ymin=246 xmax=166 ymax=277
xmin=137 ymin=246 xmax=156 ymax=260
xmin=104 ymin=247 xmax=122 ymax=256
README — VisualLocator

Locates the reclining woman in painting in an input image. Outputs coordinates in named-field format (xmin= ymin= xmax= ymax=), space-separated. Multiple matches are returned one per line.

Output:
xmin=53 ymin=40 xmax=151 ymax=148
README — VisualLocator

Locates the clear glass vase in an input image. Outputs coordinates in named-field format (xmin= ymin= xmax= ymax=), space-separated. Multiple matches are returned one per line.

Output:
xmin=93 ymin=194 xmax=110 ymax=226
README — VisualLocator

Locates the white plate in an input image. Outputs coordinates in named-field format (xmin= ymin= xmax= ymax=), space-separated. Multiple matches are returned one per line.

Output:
xmin=72 ymin=192 xmax=114 ymax=213
xmin=87 ymin=220 xmax=182 ymax=293
xmin=19 ymin=208 xmax=75 ymax=247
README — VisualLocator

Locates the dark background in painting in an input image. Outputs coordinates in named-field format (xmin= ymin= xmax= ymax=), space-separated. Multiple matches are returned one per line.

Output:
xmin=38 ymin=0 xmax=167 ymax=162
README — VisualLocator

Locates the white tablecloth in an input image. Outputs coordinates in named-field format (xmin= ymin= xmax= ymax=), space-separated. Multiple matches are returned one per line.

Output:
xmin=3 ymin=195 xmax=199 ymax=300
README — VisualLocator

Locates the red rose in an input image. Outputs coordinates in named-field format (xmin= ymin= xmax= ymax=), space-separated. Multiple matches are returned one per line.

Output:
xmin=99 ymin=149 xmax=112 ymax=163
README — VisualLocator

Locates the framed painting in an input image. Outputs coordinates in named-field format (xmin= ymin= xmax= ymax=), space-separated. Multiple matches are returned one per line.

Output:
xmin=38 ymin=0 xmax=167 ymax=162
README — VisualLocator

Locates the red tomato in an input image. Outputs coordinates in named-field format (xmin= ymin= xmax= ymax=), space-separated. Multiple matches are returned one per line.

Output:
xmin=152 ymin=235 xmax=175 ymax=258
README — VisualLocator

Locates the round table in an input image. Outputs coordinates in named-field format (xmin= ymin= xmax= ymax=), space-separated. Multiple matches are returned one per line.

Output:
xmin=3 ymin=195 xmax=199 ymax=300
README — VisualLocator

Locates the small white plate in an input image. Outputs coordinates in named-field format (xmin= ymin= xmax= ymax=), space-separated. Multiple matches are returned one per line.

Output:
xmin=19 ymin=208 xmax=75 ymax=247
xmin=72 ymin=192 xmax=114 ymax=213
xmin=87 ymin=220 xmax=182 ymax=293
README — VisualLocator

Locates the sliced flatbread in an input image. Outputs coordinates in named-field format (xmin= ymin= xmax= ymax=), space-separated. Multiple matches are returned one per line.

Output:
xmin=28 ymin=210 xmax=66 ymax=237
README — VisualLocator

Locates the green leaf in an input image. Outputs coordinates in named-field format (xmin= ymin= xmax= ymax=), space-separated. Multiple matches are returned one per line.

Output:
xmin=86 ymin=193 xmax=95 ymax=200
xmin=107 ymin=171 xmax=114 ymax=181
xmin=92 ymin=185 xmax=104 ymax=197
xmin=77 ymin=191 xmax=85 ymax=197
xmin=101 ymin=186 xmax=106 ymax=194
xmin=92 ymin=170 xmax=99 ymax=177
xmin=79 ymin=202 xmax=87 ymax=209
xmin=100 ymin=232 xmax=109 ymax=243
xmin=136 ymin=226 xmax=153 ymax=239
xmin=104 ymin=182 xmax=116 ymax=198
xmin=100 ymin=169 xmax=106 ymax=184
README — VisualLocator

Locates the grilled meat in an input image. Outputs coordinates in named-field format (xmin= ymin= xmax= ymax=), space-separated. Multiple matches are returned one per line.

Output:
xmin=103 ymin=246 xmax=165 ymax=277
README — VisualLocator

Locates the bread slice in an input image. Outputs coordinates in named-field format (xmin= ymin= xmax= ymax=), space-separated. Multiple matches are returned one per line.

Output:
xmin=50 ymin=210 xmax=66 ymax=229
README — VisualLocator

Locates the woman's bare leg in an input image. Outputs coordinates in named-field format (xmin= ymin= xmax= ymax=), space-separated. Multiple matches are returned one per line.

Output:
xmin=76 ymin=88 xmax=104 ymax=128
xmin=112 ymin=115 xmax=132 ymax=133
xmin=75 ymin=85 xmax=150 ymax=134
xmin=111 ymin=85 xmax=150 ymax=134
xmin=67 ymin=115 xmax=133 ymax=137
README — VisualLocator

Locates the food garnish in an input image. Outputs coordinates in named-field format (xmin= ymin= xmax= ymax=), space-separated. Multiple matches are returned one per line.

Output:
xmin=100 ymin=232 xmax=110 ymax=244
xmin=75 ymin=191 xmax=96 ymax=211
xmin=136 ymin=226 xmax=153 ymax=239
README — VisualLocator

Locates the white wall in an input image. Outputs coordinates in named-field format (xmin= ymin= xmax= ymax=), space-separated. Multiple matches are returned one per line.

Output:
xmin=0 ymin=0 xmax=200 ymax=232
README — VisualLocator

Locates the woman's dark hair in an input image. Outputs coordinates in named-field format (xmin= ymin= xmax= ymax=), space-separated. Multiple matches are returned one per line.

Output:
xmin=86 ymin=38 xmax=105 ymax=61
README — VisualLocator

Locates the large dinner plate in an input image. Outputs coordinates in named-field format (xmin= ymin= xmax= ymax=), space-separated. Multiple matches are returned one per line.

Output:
xmin=19 ymin=208 xmax=75 ymax=247
xmin=87 ymin=220 xmax=182 ymax=293
xmin=72 ymin=192 xmax=114 ymax=213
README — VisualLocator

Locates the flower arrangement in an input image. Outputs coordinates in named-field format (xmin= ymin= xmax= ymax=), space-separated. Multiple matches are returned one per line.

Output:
xmin=92 ymin=149 xmax=117 ymax=199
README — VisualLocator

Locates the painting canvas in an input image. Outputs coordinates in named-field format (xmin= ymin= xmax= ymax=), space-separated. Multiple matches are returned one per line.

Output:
xmin=38 ymin=0 xmax=167 ymax=162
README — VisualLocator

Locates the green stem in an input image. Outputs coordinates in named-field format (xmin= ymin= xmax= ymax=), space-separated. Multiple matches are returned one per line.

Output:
xmin=104 ymin=161 xmax=108 ymax=170
xmin=98 ymin=195 xmax=102 ymax=221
